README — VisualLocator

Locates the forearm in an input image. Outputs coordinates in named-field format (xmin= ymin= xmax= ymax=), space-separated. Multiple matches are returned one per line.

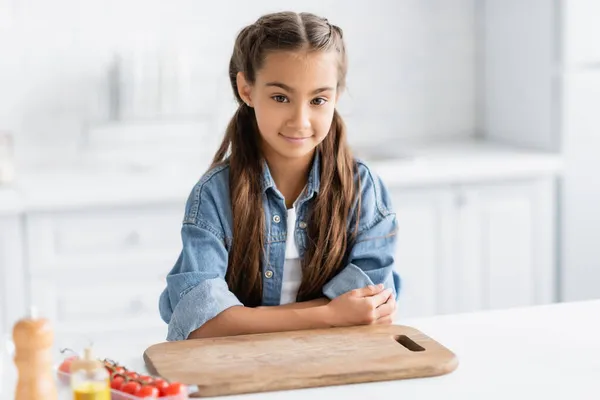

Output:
xmin=259 ymin=298 xmax=330 ymax=310
xmin=187 ymin=303 xmax=334 ymax=339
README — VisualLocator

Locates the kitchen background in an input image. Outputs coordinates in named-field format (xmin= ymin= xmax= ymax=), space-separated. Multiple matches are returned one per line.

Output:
xmin=0 ymin=0 xmax=599 ymax=384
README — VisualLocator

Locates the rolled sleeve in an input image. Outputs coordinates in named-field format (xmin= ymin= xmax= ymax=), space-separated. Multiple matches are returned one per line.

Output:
xmin=322 ymin=263 xmax=374 ymax=298
xmin=323 ymin=213 xmax=400 ymax=300
xmin=166 ymin=278 xmax=242 ymax=341
xmin=159 ymin=222 xmax=242 ymax=341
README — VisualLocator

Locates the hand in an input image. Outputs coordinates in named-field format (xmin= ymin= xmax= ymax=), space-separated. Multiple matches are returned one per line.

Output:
xmin=327 ymin=284 xmax=396 ymax=327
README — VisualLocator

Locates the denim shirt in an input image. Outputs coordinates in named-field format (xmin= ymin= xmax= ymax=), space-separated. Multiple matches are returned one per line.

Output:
xmin=158 ymin=152 xmax=401 ymax=341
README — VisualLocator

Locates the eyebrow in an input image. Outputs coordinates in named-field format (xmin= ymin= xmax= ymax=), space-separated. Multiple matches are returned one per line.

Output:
xmin=265 ymin=82 xmax=334 ymax=94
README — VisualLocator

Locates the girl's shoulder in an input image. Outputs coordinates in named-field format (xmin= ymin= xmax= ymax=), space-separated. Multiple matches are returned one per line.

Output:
xmin=353 ymin=158 xmax=379 ymax=183
xmin=351 ymin=157 xmax=396 ymax=226
xmin=197 ymin=161 xmax=231 ymax=189
xmin=182 ymin=161 xmax=232 ymax=226
xmin=353 ymin=157 xmax=389 ymax=198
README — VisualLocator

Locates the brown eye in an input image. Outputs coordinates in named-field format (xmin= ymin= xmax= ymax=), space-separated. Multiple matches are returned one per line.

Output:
xmin=272 ymin=95 xmax=288 ymax=103
xmin=311 ymin=98 xmax=327 ymax=106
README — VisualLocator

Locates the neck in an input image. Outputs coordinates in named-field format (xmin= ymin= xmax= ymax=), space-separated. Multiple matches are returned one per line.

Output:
xmin=264 ymin=150 xmax=314 ymax=209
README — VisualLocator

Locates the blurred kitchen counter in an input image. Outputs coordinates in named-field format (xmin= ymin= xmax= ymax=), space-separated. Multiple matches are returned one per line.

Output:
xmin=9 ymin=138 xmax=563 ymax=212
xmin=0 ymin=187 xmax=21 ymax=215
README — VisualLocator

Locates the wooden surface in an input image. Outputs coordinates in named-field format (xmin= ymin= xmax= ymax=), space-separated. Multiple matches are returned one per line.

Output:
xmin=143 ymin=325 xmax=458 ymax=397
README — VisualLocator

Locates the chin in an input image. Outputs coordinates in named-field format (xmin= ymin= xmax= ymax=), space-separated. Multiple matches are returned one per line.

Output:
xmin=276 ymin=145 xmax=317 ymax=160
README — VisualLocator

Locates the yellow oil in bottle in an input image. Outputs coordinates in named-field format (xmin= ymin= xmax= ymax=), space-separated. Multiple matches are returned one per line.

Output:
xmin=70 ymin=347 xmax=111 ymax=400
xmin=73 ymin=381 xmax=110 ymax=400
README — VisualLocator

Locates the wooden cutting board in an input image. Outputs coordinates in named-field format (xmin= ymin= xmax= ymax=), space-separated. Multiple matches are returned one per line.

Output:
xmin=143 ymin=325 xmax=458 ymax=397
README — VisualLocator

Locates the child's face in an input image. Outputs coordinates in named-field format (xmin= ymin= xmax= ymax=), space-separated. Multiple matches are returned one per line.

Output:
xmin=241 ymin=50 xmax=340 ymax=163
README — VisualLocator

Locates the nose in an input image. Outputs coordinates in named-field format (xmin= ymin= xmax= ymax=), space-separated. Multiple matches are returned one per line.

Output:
xmin=288 ymin=103 xmax=311 ymax=130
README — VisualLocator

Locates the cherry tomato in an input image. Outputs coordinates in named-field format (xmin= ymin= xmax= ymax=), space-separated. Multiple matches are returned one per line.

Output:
xmin=138 ymin=375 xmax=154 ymax=384
xmin=163 ymin=382 xmax=186 ymax=396
xmin=136 ymin=385 xmax=159 ymax=398
xmin=125 ymin=371 xmax=139 ymax=380
xmin=112 ymin=366 xmax=126 ymax=375
xmin=57 ymin=356 xmax=78 ymax=384
xmin=58 ymin=355 xmax=78 ymax=374
xmin=121 ymin=381 xmax=142 ymax=395
xmin=110 ymin=375 xmax=125 ymax=391
xmin=153 ymin=378 xmax=169 ymax=394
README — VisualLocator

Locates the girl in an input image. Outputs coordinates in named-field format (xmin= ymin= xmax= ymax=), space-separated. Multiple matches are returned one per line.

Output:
xmin=159 ymin=11 xmax=401 ymax=341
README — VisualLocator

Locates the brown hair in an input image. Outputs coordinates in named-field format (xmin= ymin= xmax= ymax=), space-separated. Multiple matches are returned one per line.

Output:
xmin=211 ymin=11 xmax=359 ymax=307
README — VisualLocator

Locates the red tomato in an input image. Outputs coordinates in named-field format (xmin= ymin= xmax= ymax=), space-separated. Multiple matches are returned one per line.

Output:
xmin=58 ymin=355 xmax=78 ymax=374
xmin=163 ymin=382 xmax=186 ymax=396
xmin=120 ymin=381 xmax=142 ymax=395
xmin=136 ymin=385 xmax=159 ymax=398
xmin=110 ymin=375 xmax=125 ymax=391
xmin=138 ymin=375 xmax=154 ymax=384
xmin=112 ymin=366 xmax=126 ymax=375
xmin=57 ymin=356 xmax=78 ymax=384
xmin=125 ymin=371 xmax=139 ymax=380
xmin=153 ymin=378 xmax=169 ymax=394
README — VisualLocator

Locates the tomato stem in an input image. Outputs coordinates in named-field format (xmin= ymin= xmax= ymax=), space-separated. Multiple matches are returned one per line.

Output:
xmin=102 ymin=357 xmax=119 ymax=366
xmin=59 ymin=347 xmax=79 ymax=357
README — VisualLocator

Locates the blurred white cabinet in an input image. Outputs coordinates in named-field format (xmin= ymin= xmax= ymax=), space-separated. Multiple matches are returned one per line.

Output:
xmin=453 ymin=179 xmax=556 ymax=310
xmin=561 ymin=71 xmax=600 ymax=301
xmin=391 ymin=177 xmax=556 ymax=318
xmin=562 ymin=0 xmax=600 ymax=67
xmin=23 ymin=205 xmax=184 ymax=344
xmin=0 ymin=213 xmax=26 ymax=335
xmin=391 ymin=188 xmax=454 ymax=319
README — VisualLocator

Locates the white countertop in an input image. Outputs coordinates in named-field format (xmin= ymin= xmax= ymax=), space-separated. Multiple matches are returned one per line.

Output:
xmin=10 ymin=300 xmax=589 ymax=400
xmin=3 ymin=300 xmax=597 ymax=399
xmin=8 ymin=138 xmax=563 ymax=213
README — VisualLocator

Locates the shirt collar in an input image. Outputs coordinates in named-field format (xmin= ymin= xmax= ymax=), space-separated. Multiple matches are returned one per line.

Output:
xmin=260 ymin=150 xmax=321 ymax=197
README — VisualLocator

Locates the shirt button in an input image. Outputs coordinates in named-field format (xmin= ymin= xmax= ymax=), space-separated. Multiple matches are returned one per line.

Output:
xmin=299 ymin=221 xmax=307 ymax=229
xmin=265 ymin=270 xmax=274 ymax=279
xmin=273 ymin=215 xmax=281 ymax=223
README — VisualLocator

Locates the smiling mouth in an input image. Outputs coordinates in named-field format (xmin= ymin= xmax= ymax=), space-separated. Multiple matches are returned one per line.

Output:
xmin=279 ymin=133 xmax=312 ymax=140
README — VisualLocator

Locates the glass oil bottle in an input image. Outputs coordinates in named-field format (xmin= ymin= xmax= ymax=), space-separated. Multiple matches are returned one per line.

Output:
xmin=70 ymin=347 xmax=111 ymax=400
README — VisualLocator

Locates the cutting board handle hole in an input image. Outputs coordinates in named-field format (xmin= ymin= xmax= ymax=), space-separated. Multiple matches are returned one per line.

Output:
xmin=394 ymin=335 xmax=425 ymax=352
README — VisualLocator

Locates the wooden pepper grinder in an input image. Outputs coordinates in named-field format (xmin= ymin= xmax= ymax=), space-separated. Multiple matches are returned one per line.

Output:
xmin=12 ymin=306 xmax=58 ymax=400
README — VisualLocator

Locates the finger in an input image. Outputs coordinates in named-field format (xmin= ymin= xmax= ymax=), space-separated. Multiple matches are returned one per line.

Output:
xmin=369 ymin=288 xmax=393 ymax=307
xmin=375 ymin=315 xmax=393 ymax=325
xmin=376 ymin=294 xmax=396 ymax=318
xmin=354 ymin=283 xmax=384 ymax=297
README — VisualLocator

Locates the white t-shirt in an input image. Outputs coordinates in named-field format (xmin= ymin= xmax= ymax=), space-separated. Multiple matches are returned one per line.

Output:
xmin=280 ymin=206 xmax=303 ymax=305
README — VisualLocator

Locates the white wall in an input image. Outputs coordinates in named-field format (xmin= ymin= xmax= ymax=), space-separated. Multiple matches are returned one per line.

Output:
xmin=479 ymin=0 xmax=559 ymax=151
xmin=0 ymin=0 xmax=477 ymax=168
